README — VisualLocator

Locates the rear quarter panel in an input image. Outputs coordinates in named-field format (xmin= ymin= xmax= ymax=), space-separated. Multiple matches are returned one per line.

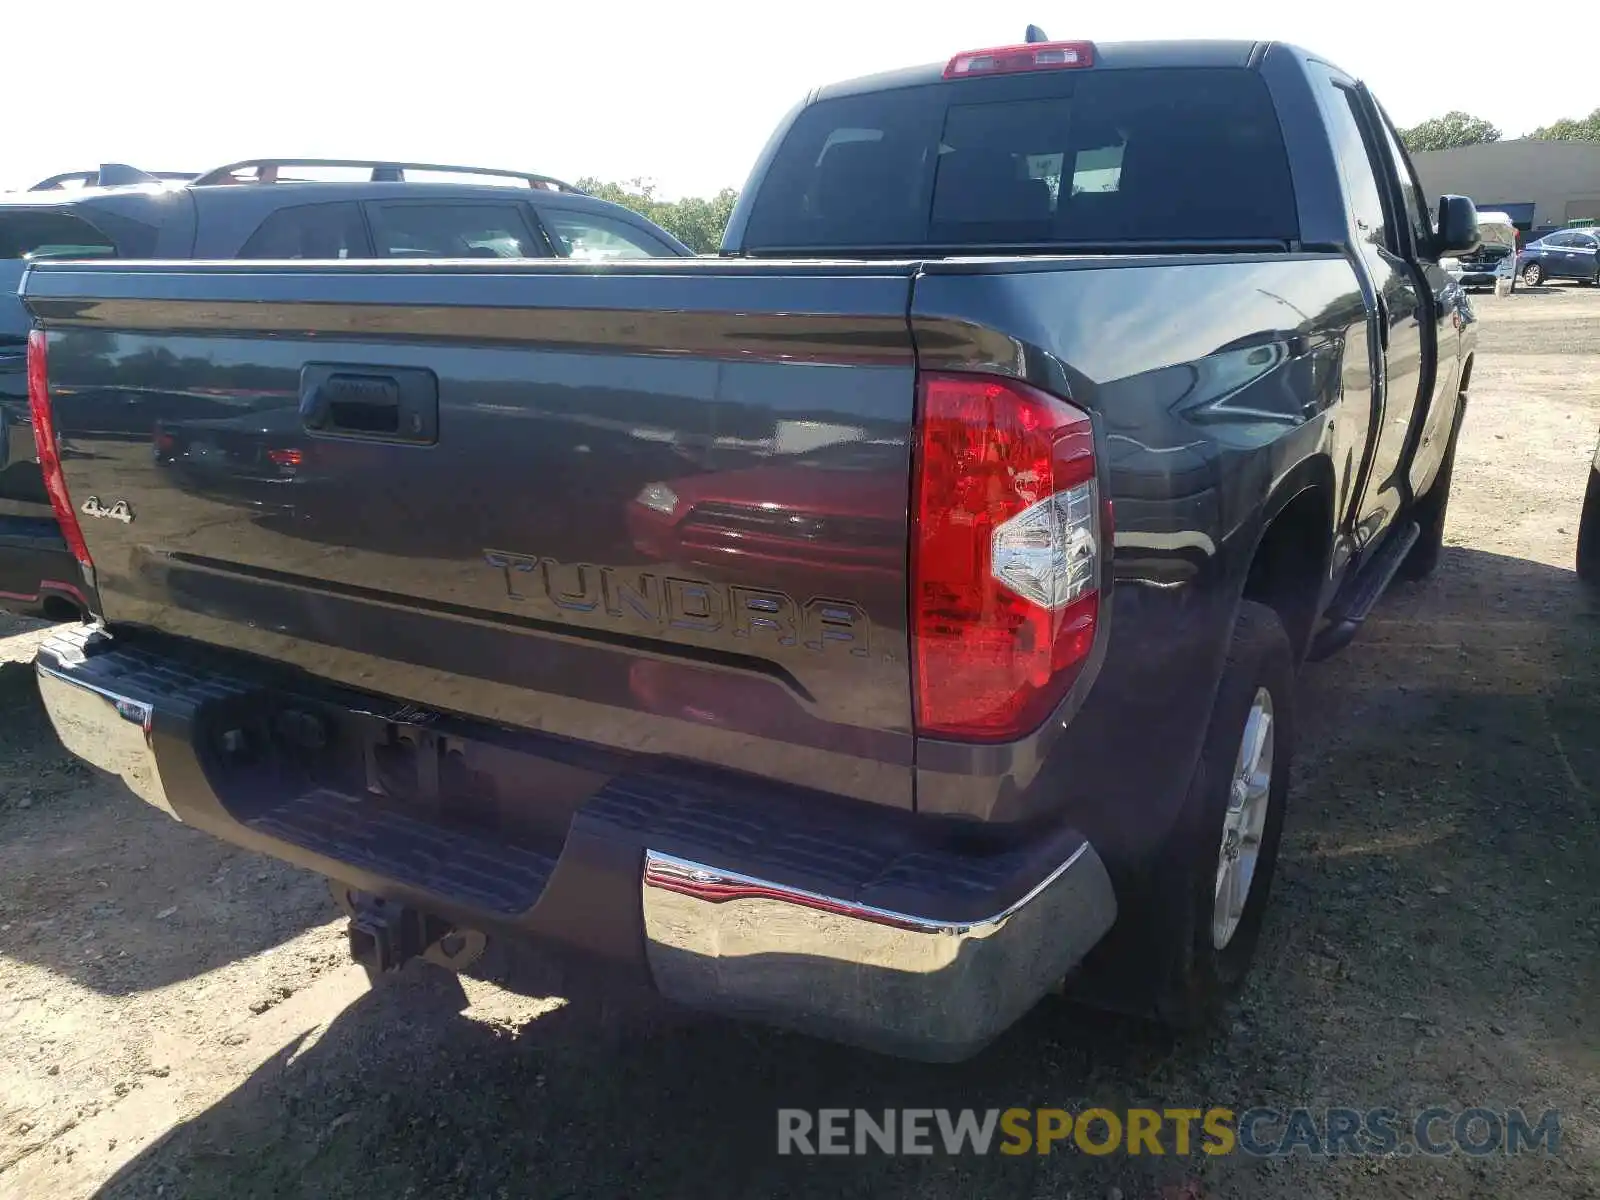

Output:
xmin=911 ymin=254 xmax=1365 ymax=862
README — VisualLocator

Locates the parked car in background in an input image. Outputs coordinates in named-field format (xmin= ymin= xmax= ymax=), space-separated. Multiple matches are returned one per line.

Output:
xmin=0 ymin=159 xmax=692 ymax=618
xmin=24 ymin=165 xmax=196 ymax=192
xmin=22 ymin=39 xmax=1479 ymax=1061
xmin=1443 ymin=210 xmax=1518 ymax=290
xmin=1580 ymin=430 xmax=1600 ymax=586
xmin=1517 ymin=226 xmax=1600 ymax=286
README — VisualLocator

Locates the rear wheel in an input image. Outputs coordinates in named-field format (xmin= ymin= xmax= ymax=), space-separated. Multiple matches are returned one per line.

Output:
xmin=1522 ymin=262 xmax=1545 ymax=287
xmin=1579 ymin=462 xmax=1600 ymax=587
xmin=1150 ymin=601 xmax=1294 ymax=1026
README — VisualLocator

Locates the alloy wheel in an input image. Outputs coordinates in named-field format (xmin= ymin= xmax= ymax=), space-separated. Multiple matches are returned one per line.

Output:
xmin=1213 ymin=687 xmax=1275 ymax=950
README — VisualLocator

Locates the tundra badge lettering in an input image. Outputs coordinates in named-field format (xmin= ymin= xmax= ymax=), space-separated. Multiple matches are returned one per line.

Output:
xmin=81 ymin=496 xmax=134 ymax=524
xmin=484 ymin=550 xmax=872 ymax=658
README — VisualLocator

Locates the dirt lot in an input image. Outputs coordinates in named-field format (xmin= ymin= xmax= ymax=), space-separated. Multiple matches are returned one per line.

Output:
xmin=0 ymin=285 xmax=1596 ymax=1200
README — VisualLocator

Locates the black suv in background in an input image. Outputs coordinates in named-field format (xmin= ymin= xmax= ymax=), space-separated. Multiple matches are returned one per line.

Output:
xmin=0 ymin=160 xmax=693 ymax=617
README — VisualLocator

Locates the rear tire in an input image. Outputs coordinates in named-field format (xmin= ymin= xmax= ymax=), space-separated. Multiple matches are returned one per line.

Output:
xmin=1522 ymin=262 xmax=1544 ymax=287
xmin=1579 ymin=463 xmax=1600 ymax=588
xmin=1149 ymin=601 xmax=1295 ymax=1027
xmin=1397 ymin=398 xmax=1464 ymax=582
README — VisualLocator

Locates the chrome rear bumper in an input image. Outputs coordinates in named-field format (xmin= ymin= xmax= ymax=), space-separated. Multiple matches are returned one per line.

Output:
xmin=37 ymin=626 xmax=1119 ymax=1061
xmin=36 ymin=635 xmax=174 ymax=817
xmin=642 ymin=841 xmax=1116 ymax=1061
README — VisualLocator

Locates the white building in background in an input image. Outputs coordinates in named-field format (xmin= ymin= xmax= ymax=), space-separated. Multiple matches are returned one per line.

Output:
xmin=1412 ymin=140 xmax=1600 ymax=236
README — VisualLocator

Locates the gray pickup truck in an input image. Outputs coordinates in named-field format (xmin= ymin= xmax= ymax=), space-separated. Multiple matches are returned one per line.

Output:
xmin=21 ymin=38 xmax=1478 ymax=1061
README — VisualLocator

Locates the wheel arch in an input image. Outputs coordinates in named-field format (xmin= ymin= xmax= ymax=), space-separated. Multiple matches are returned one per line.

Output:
xmin=1239 ymin=455 xmax=1339 ymax=663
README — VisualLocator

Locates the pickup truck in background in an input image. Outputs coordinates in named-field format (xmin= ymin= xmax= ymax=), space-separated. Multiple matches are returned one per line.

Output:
xmin=0 ymin=160 xmax=691 ymax=619
xmin=22 ymin=38 xmax=1479 ymax=1061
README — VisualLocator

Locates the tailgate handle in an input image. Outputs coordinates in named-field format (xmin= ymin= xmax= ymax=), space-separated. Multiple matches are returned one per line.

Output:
xmin=299 ymin=365 xmax=439 ymax=444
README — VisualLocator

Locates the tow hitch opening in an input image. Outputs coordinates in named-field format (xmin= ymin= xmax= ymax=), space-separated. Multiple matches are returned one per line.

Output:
xmin=333 ymin=886 xmax=487 ymax=980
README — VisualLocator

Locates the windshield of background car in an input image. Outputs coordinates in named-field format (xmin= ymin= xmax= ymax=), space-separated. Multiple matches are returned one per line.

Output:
xmin=742 ymin=67 xmax=1298 ymax=251
xmin=1476 ymin=222 xmax=1518 ymax=251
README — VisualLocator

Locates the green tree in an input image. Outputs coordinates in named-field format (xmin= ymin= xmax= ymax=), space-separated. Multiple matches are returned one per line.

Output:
xmin=575 ymin=177 xmax=739 ymax=254
xmin=1399 ymin=112 xmax=1501 ymax=153
xmin=1528 ymin=108 xmax=1600 ymax=141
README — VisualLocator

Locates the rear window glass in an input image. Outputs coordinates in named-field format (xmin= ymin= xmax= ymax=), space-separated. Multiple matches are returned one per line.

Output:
xmin=540 ymin=209 xmax=678 ymax=259
xmin=742 ymin=68 xmax=1298 ymax=250
xmin=1 ymin=211 xmax=120 ymax=339
xmin=0 ymin=211 xmax=117 ymax=260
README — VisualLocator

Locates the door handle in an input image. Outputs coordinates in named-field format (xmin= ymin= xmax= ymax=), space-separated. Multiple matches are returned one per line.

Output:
xmin=299 ymin=365 xmax=439 ymax=444
xmin=301 ymin=374 xmax=397 ymax=432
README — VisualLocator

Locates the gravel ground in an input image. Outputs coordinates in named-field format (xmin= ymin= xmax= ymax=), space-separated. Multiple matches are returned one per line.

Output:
xmin=0 ymin=284 xmax=1596 ymax=1200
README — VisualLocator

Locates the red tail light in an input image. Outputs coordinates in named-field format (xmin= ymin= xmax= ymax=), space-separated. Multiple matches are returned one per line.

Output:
xmin=267 ymin=448 xmax=303 ymax=468
xmin=944 ymin=40 xmax=1095 ymax=79
xmin=26 ymin=329 xmax=93 ymax=571
xmin=911 ymin=372 xmax=1104 ymax=741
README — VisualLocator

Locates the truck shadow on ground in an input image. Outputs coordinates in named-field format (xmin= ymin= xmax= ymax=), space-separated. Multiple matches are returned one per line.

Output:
xmin=0 ymin=662 xmax=333 ymax=997
xmin=73 ymin=547 xmax=1600 ymax=1197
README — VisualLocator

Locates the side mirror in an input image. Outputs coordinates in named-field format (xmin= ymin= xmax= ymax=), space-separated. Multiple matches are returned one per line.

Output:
xmin=1434 ymin=195 xmax=1480 ymax=257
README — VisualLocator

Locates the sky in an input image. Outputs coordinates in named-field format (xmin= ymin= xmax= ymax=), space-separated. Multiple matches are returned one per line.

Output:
xmin=8 ymin=0 xmax=1592 ymax=199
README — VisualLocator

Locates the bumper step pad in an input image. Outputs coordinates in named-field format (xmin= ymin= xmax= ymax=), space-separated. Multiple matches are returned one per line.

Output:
xmin=248 ymin=787 xmax=555 ymax=915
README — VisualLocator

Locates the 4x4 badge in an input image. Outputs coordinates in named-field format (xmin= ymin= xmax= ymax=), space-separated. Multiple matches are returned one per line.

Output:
xmin=81 ymin=496 xmax=134 ymax=524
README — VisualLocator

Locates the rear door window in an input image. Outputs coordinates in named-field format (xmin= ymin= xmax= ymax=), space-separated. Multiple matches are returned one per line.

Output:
xmin=238 ymin=202 xmax=371 ymax=259
xmin=743 ymin=68 xmax=1298 ymax=251
xmin=538 ymin=209 xmax=681 ymax=259
xmin=365 ymin=203 xmax=542 ymax=258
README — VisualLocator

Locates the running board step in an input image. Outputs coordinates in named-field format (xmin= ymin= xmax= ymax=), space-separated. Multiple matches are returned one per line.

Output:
xmin=1307 ymin=520 xmax=1420 ymax=662
xmin=247 ymin=787 xmax=555 ymax=915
